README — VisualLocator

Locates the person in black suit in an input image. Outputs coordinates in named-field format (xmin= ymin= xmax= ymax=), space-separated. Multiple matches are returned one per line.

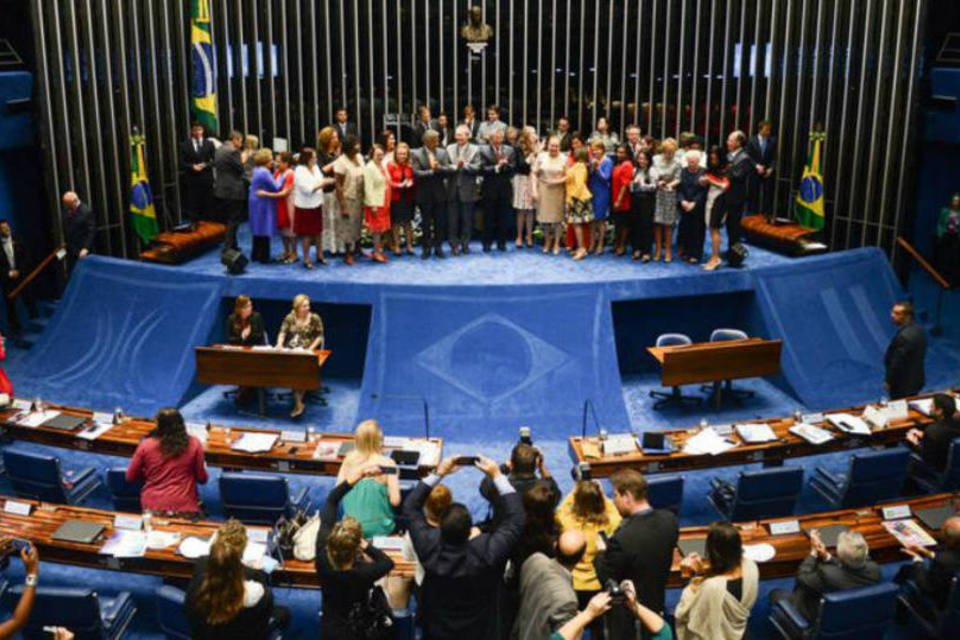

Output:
xmin=461 ymin=104 xmax=480 ymax=141
xmin=479 ymin=129 xmax=516 ymax=252
xmin=414 ymin=104 xmax=438 ymax=142
xmin=60 ymin=191 xmax=96 ymax=276
xmin=553 ymin=116 xmax=573 ymax=152
xmin=897 ymin=516 xmax=960 ymax=609
xmin=906 ymin=393 xmax=960 ymax=473
xmin=333 ymin=107 xmax=358 ymax=142
xmin=0 ymin=220 xmax=37 ymax=334
xmin=594 ymin=469 xmax=678 ymax=638
xmin=745 ymin=120 xmax=777 ymax=221
xmin=404 ymin=454 xmax=525 ymax=640
xmin=723 ymin=130 xmax=753 ymax=262
xmin=770 ymin=530 xmax=880 ymax=621
xmin=213 ymin=131 xmax=249 ymax=253
xmin=179 ymin=122 xmax=216 ymax=224
xmin=411 ymin=130 xmax=452 ymax=259
xmin=479 ymin=442 xmax=560 ymax=529
xmin=436 ymin=112 xmax=454 ymax=147
xmin=884 ymin=301 xmax=927 ymax=399
xmin=225 ymin=295 xmax=265 ymax=347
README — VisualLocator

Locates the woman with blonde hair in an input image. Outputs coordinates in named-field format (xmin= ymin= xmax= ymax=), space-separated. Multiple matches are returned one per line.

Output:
xmin=276 ymin=294 xmax=324 ymax=417
xmin=387 ymin=142 xmax=416 ymax=255
xmin=316 ymin=126 xmax=343 ymax=255
xmin=186 ymin=519 xmax=288 ymax=639
xmin=565 ymin=148 xmax=594 ymax=260
xmin=513 ymin=127 xmax=539 ymax=248
xmin=651 ymin=137 xmax=683 ymax=262
xmin=362 ymin=144 xmax=392 ymax=263
xmin=556 ymin=480 xmax=622 ymax=640
xmin=317 ymin=463 xmax=396 ymax=639
xmin=337 ymin=419 xmax=400 ymax=537
xmin=531 ymin=135 xmax=568 ymax=254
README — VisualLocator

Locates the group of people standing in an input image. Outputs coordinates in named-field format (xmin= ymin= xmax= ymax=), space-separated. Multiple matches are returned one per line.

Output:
xmin=180 ymin=105 xmax=778 ymax=270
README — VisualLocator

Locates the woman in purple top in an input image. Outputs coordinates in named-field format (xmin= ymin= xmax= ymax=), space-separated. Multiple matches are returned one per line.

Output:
xmin=248 ymin=149 xmax=283 ymax=263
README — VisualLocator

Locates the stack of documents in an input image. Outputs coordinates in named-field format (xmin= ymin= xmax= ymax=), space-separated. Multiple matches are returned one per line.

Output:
xmin=186 ymin=423 xmax=209 ymax=445
xmin=16 ymin=410 xmax=60 ymax=428
xmin=603 ymin=434 xmax=638 ymax=456
xmin=682 ymin=428 xmax=737 ymax=456
xmin=230 ymin=432 xmax=279 ymax=453
xmin=735 ymin=423 xmax=778 ymax=444
xmin=789 ymin=423 xmax=834 ymax=445
xmin=826 ymin=413 xmax=872 ymax=435
xmin=99 ymin=530 xmax=147 ymax=558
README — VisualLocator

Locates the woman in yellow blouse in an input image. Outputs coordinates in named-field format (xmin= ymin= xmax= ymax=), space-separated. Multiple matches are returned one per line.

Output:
xmin=565 ymin=148 xmax=594 ymax=261
xmin=556 ymin=480 xmax=621 ymax=638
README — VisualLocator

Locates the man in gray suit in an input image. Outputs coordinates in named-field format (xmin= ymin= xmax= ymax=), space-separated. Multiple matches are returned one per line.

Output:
xmin=213 ymin=130 xmax=250 ymax=252
xmin=446 ymin=125 xmax=483 ymax=255
xmin=513 ymin=530 xmax=586 ymax=640
xmin=411 ymin=130 xmax=452 ymax=259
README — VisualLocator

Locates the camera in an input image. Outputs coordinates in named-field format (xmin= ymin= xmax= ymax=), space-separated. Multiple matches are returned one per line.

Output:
xmin=605 ymin=579 xmax=626 ymax=605
xmin=571 ymin=461 xmax=592 ymax=481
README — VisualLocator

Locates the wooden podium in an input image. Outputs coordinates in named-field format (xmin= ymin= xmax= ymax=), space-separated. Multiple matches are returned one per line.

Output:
xmin=648 ymin=338 xmax=782 ymax=409
xmin=195 ymin=345 xmax=331 ymax=415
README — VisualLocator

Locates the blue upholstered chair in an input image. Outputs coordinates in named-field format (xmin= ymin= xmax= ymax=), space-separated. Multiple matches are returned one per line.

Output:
xmin=810 ymin=447 xmax=910 ymax=508
xmin=157 ymin=585 xmax=286 ymax=639
xmin=897 ymin=574 xmax=960 ymax=639
xmin=769 ymin=582 xmax=898 ymax=639
xmin=704 ymin=327 xmax=755 ymax=403
xmin=709 ymin=466 xmax=803 ymax=520
xmin=219 ymin=472 xmax=311 ymax=524
xmin=649 ymin=333 xmax=702 ymax=409
xmin=3 ymin=586 xmax=136 ymax=640
xmin=1 ymin=447 xmax=100 ymax=504
xmin=645 ymin=474 xmax=684 ymax=514
xmin=908 ymin=436 xmax=960 ymax=493
xmin=105 ymin=467 xmax=142 ymax=513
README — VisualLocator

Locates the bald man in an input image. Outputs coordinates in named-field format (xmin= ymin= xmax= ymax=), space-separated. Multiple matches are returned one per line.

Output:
xmin=897 ymin=515 xmax=960 ymax=609
xmin=514 ymin=530 xmax=587 ymax=640
xmin=60 ymin=191 xmax=95 ymax=274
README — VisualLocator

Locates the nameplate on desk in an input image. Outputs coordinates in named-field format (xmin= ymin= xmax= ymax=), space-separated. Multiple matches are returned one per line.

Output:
xmin=885 ymin=400 xmax=909 ymax=421
xmin=12 ymin=398 xmax=32 ymax=412
xmin=800 ymin=413 xmax=824 ymax=425
xmin=4 ymin=500 xmax=32 ymax=516
xmin=882 ymin=505 xmax=912 ymax=521
xmin=0 ymin=393 xmax=8 ymax=407
xmin=280 ymin=430 xmax=307 ymax=443
xmin=767 ymin=520 xmax=800 ymax=536
xmin=92 ymin=412 xmax=114 ymax=425
xmin=114 ymin=514 xmax=143 ymax=531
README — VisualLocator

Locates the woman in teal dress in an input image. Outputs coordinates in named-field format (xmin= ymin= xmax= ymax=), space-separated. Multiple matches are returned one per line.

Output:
xmin=334 ymin=420 xmax=400 ymax=537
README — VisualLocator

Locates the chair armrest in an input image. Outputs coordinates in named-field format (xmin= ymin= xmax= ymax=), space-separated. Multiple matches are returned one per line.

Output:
xmin=812 ymin=466 xmax=841 ymax=486
xmin=63 ymin=466 xmax=97 ymax=487
xmin=773 ymin=598 xmax=811 ymax=633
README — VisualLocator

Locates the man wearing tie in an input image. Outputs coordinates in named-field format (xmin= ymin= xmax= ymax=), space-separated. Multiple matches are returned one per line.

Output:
xmin=479 ymin=129 xmax=516 ymax=252
xmin=884 ymin=301 xmax=927 ymax=400
xmin=414 ymin=105 xmax=438 ymax=143
xmin=411 ymin=130 xmax=451 ymax=259
xmin=179 ymin=122 xmax=216 ymax=224
xmin=724 ymin=130 xmax=754 ymax=261
xmin=746 ymin=121 xmax=777 ymax=221
xmin=60 ymin=191 xmax=96 ymax=277
xmin=445 ymin=125 xmax=482 ymax=255
xmin=0 ymin=220 xmax=37 ymax=334
xmin=625 ymin=125 xmax=643 ymax=159
xmin=333 ymin=107 xmax=358 ymax=142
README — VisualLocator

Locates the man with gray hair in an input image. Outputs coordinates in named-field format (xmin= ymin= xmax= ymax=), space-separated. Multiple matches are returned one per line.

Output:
xmin=445 ymin=125 xmax=482 ymax=255
xmin=897 ymin=515 xmax=960 ymax=609
xmin=769 ymin=528 xmax=880 ymax=620
xmin=411 ymin=129 xmax=452 ymax=259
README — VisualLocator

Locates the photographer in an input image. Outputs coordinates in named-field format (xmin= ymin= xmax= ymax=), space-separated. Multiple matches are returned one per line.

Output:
xmin=550 ymin=582 xmax=672 ymax=640
xmin=0 ymin=540 xmax=72 ymax=640
xmin=480 ymin=441 xmax=560 ymax=528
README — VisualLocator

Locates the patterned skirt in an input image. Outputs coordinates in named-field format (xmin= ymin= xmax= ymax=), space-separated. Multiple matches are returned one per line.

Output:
xmin=654 ymin=189 xmax=679 ymax=225
xmin=512 ymin=174 xmax=536 ymax=210
xmin=565 ymin=197 xmax=594 ymax=224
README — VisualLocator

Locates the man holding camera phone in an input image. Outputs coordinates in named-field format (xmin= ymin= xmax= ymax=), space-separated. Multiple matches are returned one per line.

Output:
xmin=480 ymin=440 xmax=560 ymax=529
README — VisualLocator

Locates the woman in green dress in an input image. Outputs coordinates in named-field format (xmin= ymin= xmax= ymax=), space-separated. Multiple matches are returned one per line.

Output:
xmin=335 ymin=419 xmax=400 ymax=538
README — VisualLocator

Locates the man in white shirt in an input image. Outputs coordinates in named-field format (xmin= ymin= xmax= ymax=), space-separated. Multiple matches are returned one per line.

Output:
xmin=0 ymin=220 xmax=37 ymax=334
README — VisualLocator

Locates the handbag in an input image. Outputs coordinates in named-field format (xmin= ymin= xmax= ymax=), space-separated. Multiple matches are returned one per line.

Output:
xmin=292 ymin=512 xmax=321 ymax=561
xmin=273 ymin=510 xmax=308 ymax=561
xmin=345 ymin=584 xmax=394 ymax=640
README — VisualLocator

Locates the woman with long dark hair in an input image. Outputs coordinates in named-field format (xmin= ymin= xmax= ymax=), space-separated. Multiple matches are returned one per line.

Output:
xmin=226 ymin=295 xmax=264 ymax=346
xmin=125 ymin=407 xmax=208 ymax=515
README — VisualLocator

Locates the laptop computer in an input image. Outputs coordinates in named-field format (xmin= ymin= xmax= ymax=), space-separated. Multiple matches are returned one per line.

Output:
xmin=52 ymin=520 xmax=105 ymax=544
xmin=640 ymin=432 xmax=674 ymax=455
xmin=41 ymin=414 xmax=88 ymax=432
xmin=802 ymin=524 xmax=848 ymax=548
xmin=677 ymin=537 xmax=707 ymax=558
xmin=915 ymin=505 xmax=955 ymax=532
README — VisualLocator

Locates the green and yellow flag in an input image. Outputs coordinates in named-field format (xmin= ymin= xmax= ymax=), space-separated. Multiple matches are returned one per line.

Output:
xmin=794 ymin=130 xmax=826 ymax=230
xmin=191 ymin=0 xmax=217 ymax=132
xmin=130 ymin=132 xmax=158 ymax=244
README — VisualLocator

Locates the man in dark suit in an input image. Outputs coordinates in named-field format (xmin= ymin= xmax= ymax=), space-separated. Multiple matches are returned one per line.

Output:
xmin=479 ymin=129 xmax=516 ymax=252
xmin=212 ymin=131 xmax=249 ymax=253
xmin=745 ymin=120 xmax=777 ymax=220
xmin=906 ymin=393 xmax=960 ymax=473
xmin=771 ymin=530 xmax=881 ymax=620
xmin=436 ymin=112 xmax=454 ymax=147
xmin=479 ymin=442 xmax=560 ymax=528
xmin=445 ymin=125 xmax=482 ymax=255
xmin=594 ymin=469 xmax=678 ymax=638
xmin=724 ymin=130 xmax=754 ymax=260
xmin=897 ymin=516 xmax=960 ymax=609
xmin=461 ymin=104 xmax=480 ymax=141
xmin=413 ymin=104 xmax=438 ymax=142
xmin=179 ymin=122 xmax=216 ymax=224
xmin=404 ymin=454 xmax=525 ymax=640
xmin=411 ymin=130 xmax=451 ymax=259
xmin=885 ymin=301 xmax=927 ymax=399
xmin=553 ymin=116 xmax=572 ymax=152
xmin=0 ymin=220 xmax=37 ymax=334
xmin=332 ymin=107 xmax=358 ymax=142
xmin=60 ymin=191 xmax=96 ymax=276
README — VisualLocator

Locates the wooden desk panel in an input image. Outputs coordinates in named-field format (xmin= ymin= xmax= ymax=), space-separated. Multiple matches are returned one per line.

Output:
xmin=4 ymin=493 xmax=952 ymax=589
xmin=0 ymin=497 xmax=413 ymax=587
xmin=648 ymin=338 xmax=782 ymax=387
xmin=569 ymin=392 xmax=940 ymax=476
xmin=0 ymin=404 xmax=441 ymax=477
xmin=195 ymin=346 xmax=331 ymax=390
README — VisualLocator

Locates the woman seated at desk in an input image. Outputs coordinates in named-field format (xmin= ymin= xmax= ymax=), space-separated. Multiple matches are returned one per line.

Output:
xmin=226 ymin=295 xmax=265 ymax=347
xmin=276 ymin=294 xmax=325 ymax=418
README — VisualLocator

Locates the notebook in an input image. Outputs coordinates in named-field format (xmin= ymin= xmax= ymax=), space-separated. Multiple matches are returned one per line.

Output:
xmin=915 ymin=505 xmax=955 ymax=532
xmin=52 ymin=520 xmax=105 ymax=544
xmin=41 ymin=414 xmax=89 ymax=432
xmin=802 ymin=524 xmax=848 ymax=548
xmin=677 ymin=538 xmax=707 ymax=558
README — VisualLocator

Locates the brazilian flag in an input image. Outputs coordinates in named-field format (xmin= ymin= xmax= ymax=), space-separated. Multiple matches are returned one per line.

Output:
xmin=130 ymin=133 xmax=158 ymax=244
xmin=191 ymin=0 xmax=217 ymax=132
xmin=794 ymin=130 xmax=826 ymax=230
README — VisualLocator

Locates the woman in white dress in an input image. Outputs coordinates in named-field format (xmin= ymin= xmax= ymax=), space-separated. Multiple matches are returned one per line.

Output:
xmin=531 ymin=136 xmax=568 ymax=255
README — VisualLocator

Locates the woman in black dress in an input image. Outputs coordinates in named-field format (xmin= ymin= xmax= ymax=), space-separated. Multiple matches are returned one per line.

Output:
xmin=226 ymin=295 xmax=265 ymax=346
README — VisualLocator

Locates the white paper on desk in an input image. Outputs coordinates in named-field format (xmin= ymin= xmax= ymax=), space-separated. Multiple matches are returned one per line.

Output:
xmin=16 ymin=410 xmax=60 ymax=428
xmin=735 ymin=423 xmax=778 ymax=444
xmin=99 ymin=530 xmax=147 ymax=558
xmin=885 ymin=400 xmax=909 ymax=422
xmin=178 ymin=536 xmax=211 ymax=559
xmin=827 ymin=413 xmax=872 ymax=435
xmin=230 ymin=432 xmax=279 ymax=453
xmin=603 ymin=434 xmax=638 ymax=456
xmin=789 ymin=423 xmax=834 ymax=445
xmin=403 ymin=440 xmax=440 ymax=466
xmin=372 ymin=536 xmax=406 ymax=552
xmin=146 ymin=531 xmax=181 ymax=550
xmin=743 ymin=543 xmax=776 ymax=563
xmin=251 ymin=345 xmax=275 ymax=351
xmin=77 ymin=421 xmax=114 ymax=441
xmin=909 ymin=398 xmax=934 ymax=416
xmin=313 ymin=441 xmax=340 ymax=460
xmin=243 ymin=541 xmax=268 ymax=565
xmin=862 ymin=405 xmax=888 ymax=429
xmin=682 ymin=428 xmax=737 ymax=455
xmin=186 ymin=423 xmax=208 ymax=445
xmin=12 ymin=398 xmax=32 ymax=412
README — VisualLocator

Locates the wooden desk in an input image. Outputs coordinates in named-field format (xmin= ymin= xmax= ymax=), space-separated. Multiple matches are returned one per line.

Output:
xmin=569 ymin=391 xmax=940 ymax=477
xmin=195 ymin=345 xmax=332 ymax=415
xmin=0 ymin=496 xmax=413 ymax=588
xmin=0 ymin=403 xmax=442 ymax=477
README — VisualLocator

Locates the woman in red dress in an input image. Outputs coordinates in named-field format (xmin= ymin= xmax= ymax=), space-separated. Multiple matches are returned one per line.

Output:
xmin=0 ymin=332 xmax=12 ymax=398
xmin=273 ymin=151 xmax=297 ymax=263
